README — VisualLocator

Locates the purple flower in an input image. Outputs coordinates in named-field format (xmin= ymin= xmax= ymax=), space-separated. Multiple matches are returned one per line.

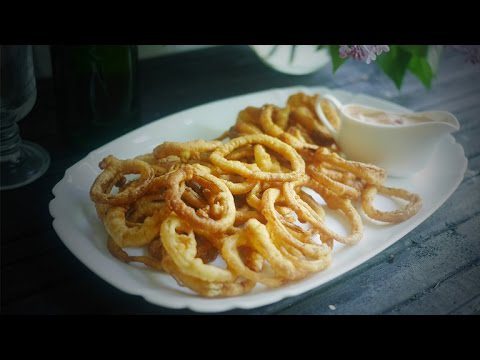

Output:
xmin=339 ymin=45 xmax=390 ymax=64
xmin=449 ymin=45 xmax=480 ymax=64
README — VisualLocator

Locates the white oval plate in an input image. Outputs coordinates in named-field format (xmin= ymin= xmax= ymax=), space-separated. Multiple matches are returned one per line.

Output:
xmin=49 ymin=86 xmax=467 ymax=313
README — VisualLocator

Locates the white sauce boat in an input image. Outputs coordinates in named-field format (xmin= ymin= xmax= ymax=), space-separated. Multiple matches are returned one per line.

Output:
xmin=315 ymin=94 xmax=460 ymax=177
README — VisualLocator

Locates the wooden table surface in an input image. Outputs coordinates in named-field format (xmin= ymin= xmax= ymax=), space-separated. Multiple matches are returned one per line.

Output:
xmin=2 ymin=45 xmax=479 ymax=315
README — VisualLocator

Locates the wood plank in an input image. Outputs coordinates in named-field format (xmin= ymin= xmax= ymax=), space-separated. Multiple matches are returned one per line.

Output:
xmin=455 ymin=126 xmax=480 ymax=159
xmin=449 ymin=294 xmax=480 ymax=315
xmin=414 ymin=87 xmax=480 ymax=113
xmin=1 ymin=271 xmax=204 ymax=314
xmin=1 ymin=246 xmax=76 ymax=305
xmin=1 ymin=185 xmax=62 ymax=245
xmin=455 ymin=106 xmax=480 ymax=134
xmin=386 ymin=72 xmax=480 ymax=113
xmin=2 ymin=228 xmax=63 ymax=267
xmin=383 ymin=259 xmax=480 ymax=314
xmin=1 ymin=261 xmax=190 ymax=314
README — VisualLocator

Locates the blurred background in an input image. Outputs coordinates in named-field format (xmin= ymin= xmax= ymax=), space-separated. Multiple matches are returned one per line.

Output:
xmin=32 ymin=45 xmax=215 ymax=79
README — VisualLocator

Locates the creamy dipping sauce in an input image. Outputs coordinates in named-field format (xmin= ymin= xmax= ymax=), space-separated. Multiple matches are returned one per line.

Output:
xmin=345 ymin=105 xmax=434 ymax=126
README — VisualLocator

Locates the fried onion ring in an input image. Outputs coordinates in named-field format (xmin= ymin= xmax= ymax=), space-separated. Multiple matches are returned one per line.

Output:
xmin=362 ymin=185 xmax=422 ymax=223
xmin=222 ymin=221 xmax=290 ymax=287
xmin=153 ymin=140 xmax=222 ymax=161
xmin=90 ymin=155 xmax=155 ymax=206
xmin=307 ymin=164 xmax=361 ymax=199
xmin=160 ymin=214 xmax=235 ymax=282
xmin=210 ymin=134 xmax=305 ymax=182
xmin=284 ymin=181 xmax=363 ymax=246
xmin=104 ymin=205 xmax=171 ymax=247
xmin=314 ymin=147 xmax=386 ymax=185
xmin=107 ymin=236 xmax=164 ymax=271
xmin=262 ymin=188 xmax=327 ymax=258
xmin=235 ymin=205 xmax=266 ymax=226
xmin=161 ymin=254 xmax=255 ymax=297
xmin=165 ymin=165 xmax=235 ymax=234
xmin=290 ymin=106 xmax=333 ymax=145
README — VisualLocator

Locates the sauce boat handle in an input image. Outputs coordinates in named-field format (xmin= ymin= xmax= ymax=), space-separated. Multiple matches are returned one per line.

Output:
xmin=315 ymin=94 xmax=342 ymax=140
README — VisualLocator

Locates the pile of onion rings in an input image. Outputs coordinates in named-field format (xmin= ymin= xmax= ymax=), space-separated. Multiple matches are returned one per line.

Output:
xmin=90 ymin=92 xmax=422 ymax=297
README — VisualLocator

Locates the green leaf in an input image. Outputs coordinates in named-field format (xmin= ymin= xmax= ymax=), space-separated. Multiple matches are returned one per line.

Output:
xmin=376 ymin=45 xmax=412 ymax=89
xmin=399 ymin=45 xmax=429 ymax=57
xmin=406 ymin=46 xmax=442 ymax=89
xmin=328 ymin=45 xmax=347 ymax=73
xmin=427 ymin=45 xmax=442 ymax=74
xmin=407 ymin=55 xmax=434 ymax=88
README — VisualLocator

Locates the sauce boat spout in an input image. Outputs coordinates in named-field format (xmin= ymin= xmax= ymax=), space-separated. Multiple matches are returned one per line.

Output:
xmin=414 ymin=111 xmax=460 ymax=132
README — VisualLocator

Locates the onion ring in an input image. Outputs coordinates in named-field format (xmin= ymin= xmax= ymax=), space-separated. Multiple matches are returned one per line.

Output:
xmin=104 ymin=205 xmax=171 ymax=247
xmin=246 ymin=182 xmax=263 ymax=210
xmin=226 ymin=145 xmax=254 ymax=161
xmin=262 ymin=188 xmax=328 ymax=258
xmin=153 ymin=140 xmax=222 ymax=161
xmin=107 ymin=237 xmax=164 ymax=271
xmin=235 ymin=205 xmax=266 ymax=226
xmin=299 ymin=190 xmax=325 ymax=220
xmin=90 ymin=155 xmax=155 ymax=206
xmin=362 ymin=185 xmax=422 ymax=223
xmin=165 ymin=165 xmax=235 ymax=234
xmin=221 ymin=178 xmax=256 ymax=195
xmin=307 ymin=164 xmax=361 ymax=199
xmin=134 ymin=153 xmax=171 ymax=176
xmin=127 ymin=193 xmax=167 ymax=223
xmin=161 ymin=254 xmax=255 ymax=297
xmin=290 ymin=106 xmax=333 ymax=144
xmin=314 ymin=147 xmax=386 ymax=185
xmin=318 ymin=98 xmax=341 ymax=130
xmin=182 ymin=185 xmax=208 ymax=209
xmin=223 ymin=219 xmax=305 ymax=283
xmin=259 ymin=105 xmax=284 ymax=137
xmin=254 ymin=144 xmax=274 ymax=172
xmin=222 ymin=227 xmax=284 ymax=287
xmin=195 ymin=234 xmax=220 ymax=264
xmin=210 ymin=134 xmax=305 ymax=182
xmin=240 ymin=246 xmax=264 ymax=273
xmin=284 ymin=181 xmax=363 ymax=246
xmin=160 ymin=214 xmax=235 ymax=282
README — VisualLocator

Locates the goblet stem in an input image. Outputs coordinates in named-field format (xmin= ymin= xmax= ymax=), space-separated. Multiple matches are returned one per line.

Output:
xmin=0 ymin=112 xmax=50 ymax=190
xmin=0 ymin=113 xmax=22 ymax=163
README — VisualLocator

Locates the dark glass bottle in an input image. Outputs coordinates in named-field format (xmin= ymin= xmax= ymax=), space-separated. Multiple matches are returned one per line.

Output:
xmin=51 ymin=45 xmax=139 ymax=149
